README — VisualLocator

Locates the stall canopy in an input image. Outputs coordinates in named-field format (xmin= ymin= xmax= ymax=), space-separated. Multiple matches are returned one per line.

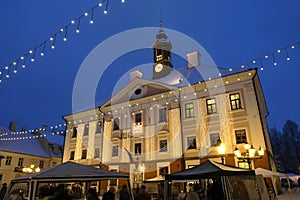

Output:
xmin=144 ymin=175 xmax=165 ymax=183
xmin=255 ymin=168 xmax=288 ymax=178
xmin=12 ymin=161 xmax=129 ymax=182
xmin=165 ymin=160 xmax=255 ymax=180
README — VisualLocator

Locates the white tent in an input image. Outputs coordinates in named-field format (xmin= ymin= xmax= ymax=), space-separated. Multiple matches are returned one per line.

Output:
xmin=255 ymin=168 xmax=289 ymax=197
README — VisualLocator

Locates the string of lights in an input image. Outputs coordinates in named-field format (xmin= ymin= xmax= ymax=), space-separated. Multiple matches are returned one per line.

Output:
xmin=0 ymin=0 xmax=127 ymax=84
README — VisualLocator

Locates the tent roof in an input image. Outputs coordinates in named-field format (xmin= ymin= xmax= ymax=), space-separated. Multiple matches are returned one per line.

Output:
xmin=165 ymin=160 xmax=255 ymax=180
xmin=255 ymin=168 xmax=288 ymax=178
xmin=12 ymin=161 xmax=129 ymax=182
xmin=144 ymin=175 xmax=165 ymax=183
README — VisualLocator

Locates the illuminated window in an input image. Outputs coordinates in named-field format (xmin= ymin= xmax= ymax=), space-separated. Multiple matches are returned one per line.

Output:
xmin=210 ymin=133 xmax=220 ymax=147
xmin=113 ymin=118 xmax=120 ymax=131
xmin=235 ymin=129 xmax=247 ymax=144
xmin=230 ymin=93 xmax=242 ymax=110
xmin=156 ymin=55 xmax=163 ymax=61
xmin=5 ymin=156 xmax=12 ymax=165
xmin=187 ymin=136 xmax=196 ymax=149
xmin=112 ymin=146 xmax=119 ymax=157
xmin=159 ymin=140 xmax=168 ymax=152
xmin=70 ymin=151 xmax=75 ymax=160
xmin=18 ymin=158 xmax=24 ymax=167
xmin=238 ymin=161 xmax=250 ymax=169
xmin=135 ymin=143 xmax=142 ymax=155
xmin=81 ymin=149 xmax=87 ymax=159
xmin=185 ymin=103 xmax=194 ymax=118
xmin=159 ymin=108 xmax=167 ymax=123
xmin=206 ymin=98 xmax=217 ymax=114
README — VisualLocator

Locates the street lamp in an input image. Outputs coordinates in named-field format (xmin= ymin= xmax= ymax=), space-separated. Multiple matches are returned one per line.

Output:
xmin=216 ymin=139 xmax=226 ymax=164
xmin=22 ymin=164 xmax=40 ymax=173
xmin=234 ymin=143 xmax=264 ymax=169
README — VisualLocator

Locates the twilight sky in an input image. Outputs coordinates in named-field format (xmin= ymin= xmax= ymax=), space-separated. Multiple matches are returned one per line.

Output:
xmin=0 ymin=0 xmax=299 ymax=143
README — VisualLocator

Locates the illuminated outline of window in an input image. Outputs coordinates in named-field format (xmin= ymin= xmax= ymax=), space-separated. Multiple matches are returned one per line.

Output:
xmin=185 ymin=103 xmax=194 ymax=118
xmin=206 ymin=98 xmax=217 ymax=114
xmin=235 ymin=129 xmax=247 ymax=144
xmin=230 ymin=93 xmax=242 ymax=110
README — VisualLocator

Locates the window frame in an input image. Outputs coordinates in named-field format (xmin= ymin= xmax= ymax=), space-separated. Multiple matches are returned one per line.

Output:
xmin=230 ymin=93 xmax=242 ymax=110
xmin=235 ymin=129 xmax=247 ymax=144
xmin=18 ymin=158 xmax=24 ymax=167
xmin=5 ymin=156 xmax=12 ymax=166
xmin=134 ymin=143 xmax=142 ymax=155
xmin=81 ymin=149 xmax=87 ymax=159
xmin=96 ymin=120 xmax=102 ymax=134
xmin=70 ymin=151 xmax=75 ymax=160
xmin=206 ymin=98 xmax=217 ymax=114
xmin=159 ymin=107 xmax=168 ymax=123
xmin=187 ymin=136 xmax=197 ymax=150
xmin=159 ymin=139 xmax=168 ymax=152
xmin=185 ymin=102 xmax=195 ymax=118
xmin=94 ymin=148 xmax=100 ymax=158
xmin=112 ymin=145 xmax=119 ymax=157
xmin=83 ymin=124 xmax=89 ymax=136
xmin=71 ymin=127 xmax=77 ymax=138
xmin=113 ymin=118 xmax=120 ymax=131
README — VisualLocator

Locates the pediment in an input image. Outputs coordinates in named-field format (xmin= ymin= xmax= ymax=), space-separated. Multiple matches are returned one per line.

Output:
xmin=101 ymin=77 xmax=177 ymax=108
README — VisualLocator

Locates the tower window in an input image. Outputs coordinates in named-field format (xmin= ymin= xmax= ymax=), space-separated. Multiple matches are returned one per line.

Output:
xmin=185 ymin=103 xmax=194 ymax=118
xmin=235 ymin=129 xmax=247 ymax=144
xmin=159 ymin=140 xmax=168 ymax=152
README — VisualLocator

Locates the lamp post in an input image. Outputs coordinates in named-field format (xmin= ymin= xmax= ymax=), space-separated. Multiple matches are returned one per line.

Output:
xmin=216 ymin=139 xmax=226 ymax=164
xmin=234 ymin=143 xmax=264 ymax=169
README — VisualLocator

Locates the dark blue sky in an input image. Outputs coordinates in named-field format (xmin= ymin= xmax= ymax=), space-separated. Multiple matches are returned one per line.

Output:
xmin=0 ymin=1 xmax=300 ymax=143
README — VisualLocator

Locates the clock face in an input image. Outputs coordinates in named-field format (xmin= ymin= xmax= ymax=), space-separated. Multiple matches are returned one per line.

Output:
xmin=155 ymin=63 xmax=163 ymax=72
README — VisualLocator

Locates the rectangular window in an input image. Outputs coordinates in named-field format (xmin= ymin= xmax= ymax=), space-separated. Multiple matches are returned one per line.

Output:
xmin=39 ymin=161 xmax=44 ymax=169
xmin=206 ymin=98 xmax=217 ymax=114
xmin=81 ymin=150 xmax=87 ymax=159
xmin=94 ymin=148 xmax=100 ymax=158
xmin=159 ymin=108 xmax=167 ymax=123
xmin=210 ymin=133 xmax=220 ymax=147
xmin=135 ymin=143 xmax=142 ymax=155
xmin=113 ymin=118 xmax=120 ymax=131
xmin=112 ymin=146 xmax=119 ymax=157
xmin=159 ymin=166 xmax=169 ymax=176
xmin=235 ymin=129 xmax=247 ymax=144
xmin=185 ymin=103 xmax=194 ymax=118
xmin=5 ymin=156 xmax=12 ymax=166
xmin=18 ymin=158 xmax=24 ymax=167
xmin=159 ymin=140 xmax=168 ymax=152
xmin=238 ymin=161 xmax=250 ymax=169
xmin=135 ymin=113 xmax=142 ymax=123
xmin=187 ymin=136 xmax=196 ymax=150
xmin=83 ymin=124 xmax=89 ymax=136
xmin=53 ymin=162 xmax=57 ymax=166
xmin=71 ymin=127 xmax=77 ymax=138
xmin=96 ymin=121 xmax=102 ymax=134
xmin=70 ymin=151 xmax=75 ymax=160
xmin=230 ymin=93 xmax=242 ymax=110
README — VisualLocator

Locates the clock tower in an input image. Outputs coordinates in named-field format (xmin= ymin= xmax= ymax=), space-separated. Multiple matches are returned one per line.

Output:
xmin=152 ymin=26 xmax=173 ymax=79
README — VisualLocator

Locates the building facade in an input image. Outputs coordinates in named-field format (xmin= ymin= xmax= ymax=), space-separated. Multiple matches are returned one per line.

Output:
xmin=0 ymin=129 xmax=63 ymax=185
xmin=62 ymin=28 xmax=274 ymax=189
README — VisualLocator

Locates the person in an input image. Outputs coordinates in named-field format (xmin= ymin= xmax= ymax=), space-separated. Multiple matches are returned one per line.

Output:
xmin=0 ymin=183 xmax=7 ymax=200
xmin=119 ymin=185 xmax=130 ymax=200
xmin=103 ymin=186 xmax=116 ymax=200
xmin=185 ymin=185 xmax=200 ymax=200
xmin=87 ymin=188 xmax=99 ymax=200
xmin=135 ymin=185 xmax=151 ymax=200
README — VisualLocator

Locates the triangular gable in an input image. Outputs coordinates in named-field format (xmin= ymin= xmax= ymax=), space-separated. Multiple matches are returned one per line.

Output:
xmin=101 ymin=77 xmax=178 ymax=108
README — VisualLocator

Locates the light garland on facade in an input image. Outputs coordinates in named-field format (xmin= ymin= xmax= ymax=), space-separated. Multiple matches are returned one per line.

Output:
xmin=0 ymin=0 xmax=127 ymax=84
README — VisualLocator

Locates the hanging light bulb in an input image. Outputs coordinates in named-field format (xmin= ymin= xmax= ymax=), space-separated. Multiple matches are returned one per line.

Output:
xmin=84 ymin=12 xmax=88 ymax=16
xmin=90 ymin=8 xmax=94 ymax=24
xmin=63 ymin=37 xmax=67 ymax=42
xmin=71 ymin=20 xmax=75 ymax=24
xmin=277 ymin=49 xmax=281 ymax=53
xmin=40 ymin=52 xmax=45 ymax=56
xmin=122 ymin=0 xmax=125 ymax=2
xmin=76 ymin=18 xmax=81 ymax=33
xmin=13 ymin=62 xmax=17 ymax=66
xmin=291 ymin=45 xmax=295 ymax=49
xmin=20 ymin=56 xmax=24 ymax=60
xmin=90 ymin=20 xmax=94 ymax=24
xmin=51 ymin=45 xmax=55 ymax=49
xmin=50 ymin=37 xmax=54 ymax=41
xmin=13 ymin=69 xmax=17 ymax=74
xmin=22 ymin=64 xmax=26 ymax=69
xmin=104 ymin=10 xmax=108 ymax=14
xmin=98 ymin=2 xmax=103 ymax=6
xmin=264 ymin=55 xmax=268 ymax=59
xmin=31 ymin=58 xmax=35 ymax=62
xmin=6 ymin=74 xmax=9 ymax=78
xmin=76 ymin=29 xmax=80 ymax=33
xmin=5 ymin=66 xmax=8 ymax=70
xmin=60 ymin=28 xmax=64 ymax=32
xmin=29 ymin=50 xmax=33 ymax=54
